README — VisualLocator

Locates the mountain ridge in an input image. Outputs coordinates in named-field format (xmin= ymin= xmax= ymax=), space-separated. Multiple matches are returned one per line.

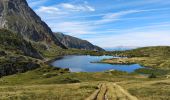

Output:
xmin=54 ymin=32 xmax=105 ymax=51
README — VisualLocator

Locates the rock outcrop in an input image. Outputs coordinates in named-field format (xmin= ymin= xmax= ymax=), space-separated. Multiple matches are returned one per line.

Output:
xmin=0 ymin=57 xmax=40 ymax=77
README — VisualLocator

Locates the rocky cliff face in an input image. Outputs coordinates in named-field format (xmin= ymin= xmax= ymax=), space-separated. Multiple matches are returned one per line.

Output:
xmin=0 ymin=0 xmax=65 ymax=48
xmin=54 ymin=32 xmax=105 ymax=51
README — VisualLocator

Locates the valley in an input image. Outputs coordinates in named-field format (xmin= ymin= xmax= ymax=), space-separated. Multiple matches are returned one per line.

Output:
xmin=0 ymin=0 xmax=170 ymax=100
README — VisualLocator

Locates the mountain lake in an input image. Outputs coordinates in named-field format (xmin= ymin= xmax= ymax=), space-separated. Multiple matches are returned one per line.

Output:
xmin=51 ymin=55 xmax=143 ymax=72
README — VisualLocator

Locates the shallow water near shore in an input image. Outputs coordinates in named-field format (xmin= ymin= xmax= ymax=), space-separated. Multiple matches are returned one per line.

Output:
xmin=51 ymin=55 xmax=143 ymax=72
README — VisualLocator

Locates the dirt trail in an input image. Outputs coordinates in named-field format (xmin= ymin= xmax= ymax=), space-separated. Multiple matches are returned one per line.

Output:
xmin=86 ymin=82 xmax=138 ymax=100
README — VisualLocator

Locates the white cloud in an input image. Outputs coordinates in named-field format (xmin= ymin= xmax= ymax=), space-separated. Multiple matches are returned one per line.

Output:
xmin=27 ymin=0 xmax=48 ymax=8
xmin=91 ymin=8 xmax=170 ymax=25
xmin=49 ymin=22 xmax=97 ymax=36
xmin=37 ymin=6 xmax=60 ymax=14
xmin=86 ymin=6 xmax=95 ymax=11
xmin=95 ymin=10 xmax=144 ymax=24
xmin=103 ymin=10 xmax=139 ymax=19
xmin=60 ymin=3 xmax=76 ymax=9
xmin=59 ymin=3 xmax=95 ymax=12
xmin=35 ymin=2 xmax=95 ymax=15
xmin=37 ymin=7 xmax=170 ymax=20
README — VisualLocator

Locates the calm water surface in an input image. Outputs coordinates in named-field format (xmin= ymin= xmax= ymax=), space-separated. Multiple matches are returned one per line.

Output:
xmin=52 ymin=55 xmax=143 ymax=72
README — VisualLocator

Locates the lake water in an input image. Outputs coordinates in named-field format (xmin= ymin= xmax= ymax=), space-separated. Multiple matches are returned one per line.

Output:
xmin=51 ymin=55 xmax=143 ymax=72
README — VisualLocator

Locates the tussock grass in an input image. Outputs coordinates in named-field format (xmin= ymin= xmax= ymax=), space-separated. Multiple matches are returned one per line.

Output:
xmin=0 ymin=83 xmax=97 ymax=100
xmin=119 ymin=79 xmax=170 ymax=100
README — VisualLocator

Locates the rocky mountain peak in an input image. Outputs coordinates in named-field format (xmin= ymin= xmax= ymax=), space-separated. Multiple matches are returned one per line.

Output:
xmin=0 ymin=0 xmax=66 ymax=48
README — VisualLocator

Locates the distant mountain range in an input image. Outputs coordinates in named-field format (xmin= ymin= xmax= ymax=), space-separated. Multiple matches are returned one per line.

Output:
xmin=105 ymin=46 xmax=139 ymax=51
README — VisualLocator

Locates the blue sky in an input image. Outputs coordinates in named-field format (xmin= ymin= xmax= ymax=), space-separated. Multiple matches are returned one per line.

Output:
xmin=27 ymin=0 xmax=170 ymax=48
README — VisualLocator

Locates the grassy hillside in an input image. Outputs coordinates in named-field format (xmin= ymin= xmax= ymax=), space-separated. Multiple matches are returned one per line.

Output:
xmin=101 ymin=46 xmax=170 ymax=77
xmin=112 ymin=46 xmax=170 ymax=57
xmin=0 ymin=29 xmax=42 ymax=58
xmin=0 ymin=29 xmax=44 ymax=77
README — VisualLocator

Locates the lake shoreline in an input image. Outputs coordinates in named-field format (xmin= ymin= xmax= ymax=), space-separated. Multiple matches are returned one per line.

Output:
xmin=51 ymin=55 xmax=143 ymax=72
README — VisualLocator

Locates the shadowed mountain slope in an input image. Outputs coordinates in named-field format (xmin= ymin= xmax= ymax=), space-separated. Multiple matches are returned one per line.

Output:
xmin=54 ymin=32 xmax=105 ymax=51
